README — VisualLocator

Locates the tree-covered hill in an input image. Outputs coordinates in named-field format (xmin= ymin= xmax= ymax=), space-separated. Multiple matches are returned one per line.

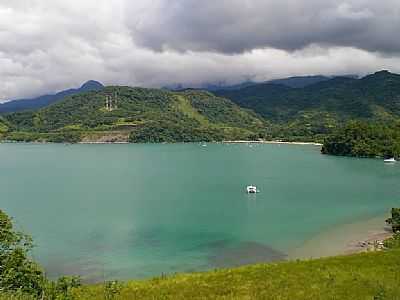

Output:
xmin=0 ymin=117 xmax=8 ymax=137
xmin=3 ymin=71 xmax=400 ymax=146
xmin=216 ymin=71 xmax=400 ymax=139
xmin=322 ymin=121 xmax=400 ymax=158
xmin=1 ymin=87 xmax=266 ymax=143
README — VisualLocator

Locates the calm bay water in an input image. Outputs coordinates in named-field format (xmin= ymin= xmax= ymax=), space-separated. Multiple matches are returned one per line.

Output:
xmin=0 ymin=143 xmax=399 ymax=281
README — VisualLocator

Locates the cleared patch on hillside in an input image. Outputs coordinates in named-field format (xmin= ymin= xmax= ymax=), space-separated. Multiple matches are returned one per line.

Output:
xmin=173 ymin=95 xmax=211 ymax=126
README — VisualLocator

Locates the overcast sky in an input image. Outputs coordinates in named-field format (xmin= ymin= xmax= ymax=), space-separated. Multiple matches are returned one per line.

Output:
xmin=1 ymin=0 xmax=400 ymax=101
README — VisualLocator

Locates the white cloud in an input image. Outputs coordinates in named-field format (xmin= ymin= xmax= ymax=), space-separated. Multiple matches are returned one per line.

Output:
xmin=0 ymin=1 xmax=400 ymax=101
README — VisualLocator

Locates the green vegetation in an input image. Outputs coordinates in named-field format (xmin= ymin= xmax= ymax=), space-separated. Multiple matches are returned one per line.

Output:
xmin=0 ymin=209 xmax=83 ymax=299
xmin=384 ymin=209 xmax=400 ymax=249
xmin=0 ymin=117 xmax=8 ymax=139
xmin=1 ymin=87 xmax=266 ymax=143
xmin=386 ymin=208 xmax=400 ymax=232
xmin=321 ymin=121 xmax=400 ymax=158
xmin=63 ymin=250 xmax=400 ymax=299
xmin=2 ymin=70 xmax=400 ymax=157
xmin=0 ymin=210 xmax=45 ymax=296
xmin=217 ymin=71 xmax=400 ymax=123
xmin=384 ymin=233 xmax=400 ymax=250
xmin=216 ymin=71 xmax=400 ymax=144
xmin=3 ymin=131 xmax=81 ymax=143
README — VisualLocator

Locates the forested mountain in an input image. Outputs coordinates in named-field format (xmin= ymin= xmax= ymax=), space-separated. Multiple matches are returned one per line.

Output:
xmin=216 ymin=71 xmax=400 ymax=140
xmin=2 ymin=71 xmax=400 ymax=149
xmin=1 ymin=87 xmax=266 ymax=143
xmin=267 ymin=75 xmax=331 ymax=88
xmin=164 ymin=75 xmax=357 ymax=92
xmin=322 ymin=121 xmax=400 ymax=158
xmin=0 ymin=117 xmax=8 ymax=134
xmin=164 ymin=81 xmax=256 ymax=92
xmin=0 ymin=80 xmax=104 ymax=113
xmin=267 ymin=75 xmax=358 ymax=88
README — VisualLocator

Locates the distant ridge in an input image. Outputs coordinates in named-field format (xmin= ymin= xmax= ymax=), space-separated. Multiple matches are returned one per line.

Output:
xmin=164 ymin=74 xmax=359 ymax=92
xmin=214 ymin=70 xmax=400 ymax=139
xmin=163 ymin=81 xmax=256 ymax=92
xmin=0 ymin=80 xmax=104 ymax=113
xmin=266 ymin=75 xmax=357 ymax=88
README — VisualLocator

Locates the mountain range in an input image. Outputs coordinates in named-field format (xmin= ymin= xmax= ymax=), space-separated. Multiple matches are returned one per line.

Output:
xmin=0 ymin=75 xmax=357 ymax=114
xmin=1 ymin=70 xmax=400 ymax=143
xmin=0 ymin=80 xmax=104 ymax=113
xmin=164 ymin=75 xmax=359 ymax=92
xmin=215 ymin=70 xmax=400 ymax=140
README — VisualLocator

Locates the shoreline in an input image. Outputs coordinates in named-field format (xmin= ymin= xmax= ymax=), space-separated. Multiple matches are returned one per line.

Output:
xmin=78 ymin=141 xmax=129 ymax=144
xmin=223 ymin=140 xmax=323 ymax=146
xmin=1 ymin=140 xmax=323 ymax=146
xmin=289 ymin=214 xmax=393 ymax=260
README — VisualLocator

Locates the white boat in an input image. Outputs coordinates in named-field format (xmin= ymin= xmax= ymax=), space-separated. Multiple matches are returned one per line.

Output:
xmin=384 ymin=158 xmax=396 ymax=163
xmin=246 ymin=185 xmax=259 ymax=194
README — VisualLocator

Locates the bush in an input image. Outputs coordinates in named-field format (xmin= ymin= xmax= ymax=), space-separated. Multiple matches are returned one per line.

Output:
xmin=384 ymin=233 xmax=400 ymax=249
xmin=103 ymin=281 xmax=123 ymax=300
xmin=386 ymin=208 xmax=400 ymax=232
xmin=0 ymin=210 xmax=46 ymax=296
xmin=44 ymin=276 xmax=81 ymax=300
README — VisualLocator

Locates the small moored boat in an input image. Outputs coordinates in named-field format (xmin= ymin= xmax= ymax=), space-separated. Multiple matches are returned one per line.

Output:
xmin=384 ymin=157 xmax=396 ymax=163
xmin=246 ymin=185 xmax=259 ymax=194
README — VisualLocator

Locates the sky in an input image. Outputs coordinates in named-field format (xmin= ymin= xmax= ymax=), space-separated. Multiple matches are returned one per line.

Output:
xmin=1 ymin=0 xmax=400 ymax=101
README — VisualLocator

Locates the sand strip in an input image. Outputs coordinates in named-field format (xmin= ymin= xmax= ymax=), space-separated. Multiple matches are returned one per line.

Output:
xmin=223 ymin=140 xmax=323 ymax=146
xmin=288 ymin=214 xmax=393 ymax=260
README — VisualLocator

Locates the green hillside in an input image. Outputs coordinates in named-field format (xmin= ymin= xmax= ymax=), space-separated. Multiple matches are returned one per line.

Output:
xmin=3 ymin=71 xmax=400 ymax=146
xmin=322 ymin=120 xmax=400 ymax=158
xmin=216 ymin=71 xmax=400 ymax=140
xmin=0 ymin=117 xmax=8 ymax=134
xmin=1 ymin=87 xmax=266 ymax=143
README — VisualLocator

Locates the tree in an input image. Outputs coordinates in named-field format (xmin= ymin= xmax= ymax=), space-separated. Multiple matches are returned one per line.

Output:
xmin=0 ymin=209 xmax=45 ymax=296
xmin=386 ymin=208 xmax=400 ymax=233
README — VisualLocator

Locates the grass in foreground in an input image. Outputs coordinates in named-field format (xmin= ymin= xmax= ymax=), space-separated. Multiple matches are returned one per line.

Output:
xmin=2 ymin=250 xmax=400 ymax=299
xmin=67 ymin=249 xmax=400 ymax=300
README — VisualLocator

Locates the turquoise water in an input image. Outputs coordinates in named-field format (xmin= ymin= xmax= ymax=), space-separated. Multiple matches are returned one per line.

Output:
xmin=0 ymin=143 xmax=399 ymax=281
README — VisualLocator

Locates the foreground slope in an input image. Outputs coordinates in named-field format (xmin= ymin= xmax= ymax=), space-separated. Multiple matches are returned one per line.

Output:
xmin=70 ymin=250 xmax=400 ymax=299
xmin=2 ymin=249 xmax=399 ymax=299
xmin=2 ymin=87 xmax=266 ymax=143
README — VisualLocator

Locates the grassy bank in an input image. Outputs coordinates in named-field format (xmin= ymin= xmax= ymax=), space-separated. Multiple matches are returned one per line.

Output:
xmin=3 ymin=250 xmax=400 ymax=299
xmin=65 ymin=250 xmax=400 ymax=299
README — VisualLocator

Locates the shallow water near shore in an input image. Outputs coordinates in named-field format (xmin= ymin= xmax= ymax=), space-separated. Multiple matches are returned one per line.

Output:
xmin=289 ymin=213 xmax=393 ymax=259
xmin=0 ymin=143 xmax=399 ymax=281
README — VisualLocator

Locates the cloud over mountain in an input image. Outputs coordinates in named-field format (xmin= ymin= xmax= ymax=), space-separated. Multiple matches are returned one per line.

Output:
xmin=1 ymin=0 xmax=400 ymax=101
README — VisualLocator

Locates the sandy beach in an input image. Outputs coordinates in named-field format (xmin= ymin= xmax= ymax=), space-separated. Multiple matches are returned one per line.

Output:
xmin=288 ymin=214 xmax=393 ymax=260
xmin=223 ymin=140 xmax=323 ymax=146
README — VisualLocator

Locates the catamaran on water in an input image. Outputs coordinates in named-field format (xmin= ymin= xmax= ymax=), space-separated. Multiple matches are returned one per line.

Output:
xmin=246 ymin=185 xmax=259 ymax=194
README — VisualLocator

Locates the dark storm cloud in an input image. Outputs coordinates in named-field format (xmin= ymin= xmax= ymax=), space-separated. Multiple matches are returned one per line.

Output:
xmin=131 ymin=0 xmax=400 ymax=54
